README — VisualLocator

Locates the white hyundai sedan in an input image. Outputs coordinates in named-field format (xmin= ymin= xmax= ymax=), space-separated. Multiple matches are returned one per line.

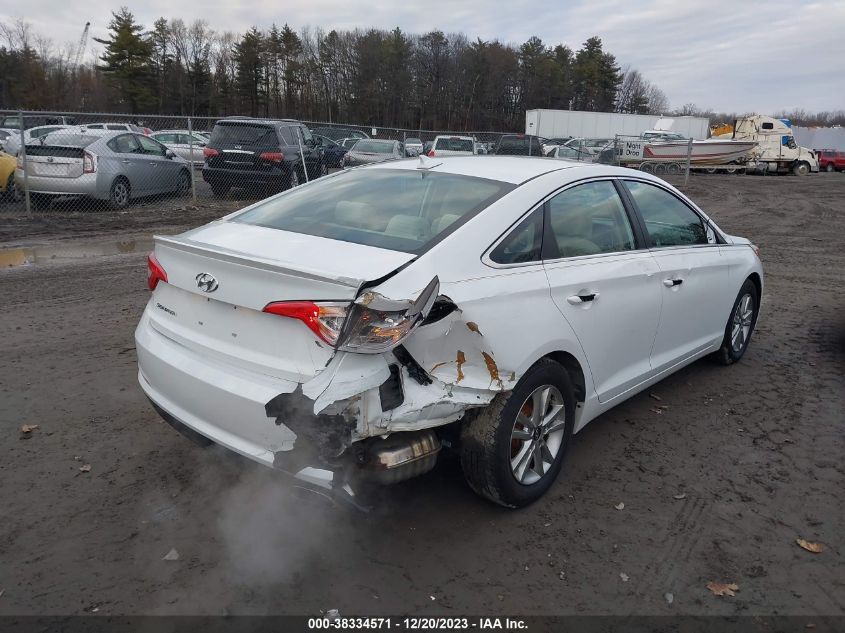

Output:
xmin=135 ymin=156 xmax=762 ymax=508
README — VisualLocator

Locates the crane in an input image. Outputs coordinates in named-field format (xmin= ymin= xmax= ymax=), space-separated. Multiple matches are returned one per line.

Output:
xmin=72 ymin=22 xmax=90 ymax=70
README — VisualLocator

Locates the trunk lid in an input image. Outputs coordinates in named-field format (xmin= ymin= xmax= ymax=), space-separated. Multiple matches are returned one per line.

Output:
xmin=23 ymin=145 xmax=85 ymax=178
xmin=149 ymin=222 xmax=415 ymax=382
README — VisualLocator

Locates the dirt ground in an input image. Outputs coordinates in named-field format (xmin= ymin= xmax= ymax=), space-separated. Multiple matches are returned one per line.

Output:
xmin=0 ymin=172 xmax=843 ymax=618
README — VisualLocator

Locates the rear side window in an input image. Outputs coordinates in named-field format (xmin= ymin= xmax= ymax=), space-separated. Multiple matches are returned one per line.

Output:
xmin=353 ymin=141 xmax=395 ymax=154
xmin=435 ymin=138 xmax=473 ymax=152
xmin=210 ymin=123 xmax=277 ymax=146
xmin=547 ymin=181 xmax=635 ymax=258
xmin=235 ymin=169 xmax=513 ymax=253
xmin=624 ymin=180 xmax=707 ymax=247
xmin=489 ymin=208 xmax=543 ymax=264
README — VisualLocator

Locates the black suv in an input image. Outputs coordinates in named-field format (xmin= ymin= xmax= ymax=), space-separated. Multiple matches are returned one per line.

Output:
xmin=202 ymin=118 xmax=325 ymax=197
xmin=492 ymin=134 xmax=548 ymax=156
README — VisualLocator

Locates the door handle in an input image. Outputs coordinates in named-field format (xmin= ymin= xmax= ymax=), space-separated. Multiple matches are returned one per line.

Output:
xmin=149 ymin=162 xmax=158 ymax=166
xmin=663 ymin=278 xmax=683 ymax=287
xmin=567 ymin=292 xmax=599 ymax=305
xmin=121 ymin=159 xmax=130 ymax=164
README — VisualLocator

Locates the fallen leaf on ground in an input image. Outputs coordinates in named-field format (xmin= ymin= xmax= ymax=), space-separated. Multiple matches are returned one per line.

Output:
xmin=79 ymin=464 xmax=91 ymax=473
xmin=20 ymin=424 xmax=39 ymax=433
xmin=651 ymin=408 xmax=664 ymax=414
xmin=649 ymin=393 xmax=662 ymax=401
xmin=430 ymin=595 xmax=436 ymax=601
xmin=620 ymin=572 xmax=629 ymax=582
xmin=796 ymin=539 xmax=823 ymax=553
xmin=615 ymin=502 xmax=625 ymax=511
xmin=673 ymin=493 xmax=687 ymax=500
xmin=162 ymin=548 xmax=180 ymax=561
xmin=706 ymin=582 xmax=739 ymax=597
xmin=664 ymin=592 xmax=674 ymax=605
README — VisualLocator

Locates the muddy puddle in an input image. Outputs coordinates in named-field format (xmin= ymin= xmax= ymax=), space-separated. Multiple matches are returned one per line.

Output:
xmin=0 ymin=237 xmax=154 ymax=268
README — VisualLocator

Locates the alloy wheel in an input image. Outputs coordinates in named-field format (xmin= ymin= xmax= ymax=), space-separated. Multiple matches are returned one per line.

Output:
xmin=509 ymin=385 xmax=567 ymax=485
xmin=112 ymin=181 xmax=129 ymax=207
xmin=731 ymin=293 xmax=755 ymax=353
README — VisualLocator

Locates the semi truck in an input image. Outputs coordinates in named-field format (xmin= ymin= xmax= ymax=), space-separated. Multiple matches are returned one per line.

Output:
xmin=721 ymin=115 xmax=818 ymax=176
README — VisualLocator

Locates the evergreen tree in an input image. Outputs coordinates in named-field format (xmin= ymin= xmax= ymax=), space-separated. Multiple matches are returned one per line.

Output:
xmin=234 ymin=28 xmax=265 ymax=116
xmin=93 ymin=8 xmax=155 ymax=113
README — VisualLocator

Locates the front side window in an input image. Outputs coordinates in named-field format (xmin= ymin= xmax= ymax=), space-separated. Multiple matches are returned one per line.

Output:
xmin=624 ymin=180 xmax=707 ymax=247
xmin=435 ymin=138 xmax=473 ymax=152
xmin=547 ymin=181 xmax=635 ymax=258
xmin=154 ymin=133 xmax=175 ymax=143
xmin=489 ymin=208 xmax=543 ymax=265
xmin=236 ymin=169 xmax=513 ymax=253
xmin=107 ymin=134 xmax=141 ymax=154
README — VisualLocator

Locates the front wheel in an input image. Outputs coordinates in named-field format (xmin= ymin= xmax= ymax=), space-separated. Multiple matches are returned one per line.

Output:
xmin=792 ymin=161 xmax=810 ymax=176
xmin=460 ymin=359 xmax=576 ymax=508
xmin=175 ymin=169 xmax=191 ymax=197
xmin=713 ymin=278 xmax=759 ymax=365
xmin=5 ymin=173 xmax=21 ymax=202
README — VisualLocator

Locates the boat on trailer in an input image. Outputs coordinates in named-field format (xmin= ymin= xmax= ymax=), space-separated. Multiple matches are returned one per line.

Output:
xmin=642 ymin=139 xmax=757 ymax=164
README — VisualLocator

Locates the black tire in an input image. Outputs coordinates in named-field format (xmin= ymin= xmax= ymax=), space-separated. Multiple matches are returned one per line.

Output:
xmin=287 ymin=165 xmax=301 ymax=189
xmin=712 ymin=278 xmax=759 ymax=365
xmin=30 ymin=193 xmax=52 ymax=210
xmin=825 ymin=163 xmax=834 ymax=173
xmin=792 ymin=161 xmax=810 ymax=176
xmin=210 ymin=182 xmax=230 ymax=198
xmin=320 ymin=160 xmax=328 ymax=177
xmin=108 ymin=177 xmax=130 ymax=210
xmin=460 ymin=358 xmax=576 ymax=508
xmin=175 ymin=169 xmax=191 ymax=197
xmin=5 ymin=173 xmax=20 ymax=202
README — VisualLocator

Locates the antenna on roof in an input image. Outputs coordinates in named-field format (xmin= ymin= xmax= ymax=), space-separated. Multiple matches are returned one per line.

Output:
xmin=417 ymin=155 xmax=442 ymax=170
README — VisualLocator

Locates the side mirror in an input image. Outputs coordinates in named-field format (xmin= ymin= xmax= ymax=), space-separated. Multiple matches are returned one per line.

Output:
xmin=165 ymin=149 xmax=175 ymax=159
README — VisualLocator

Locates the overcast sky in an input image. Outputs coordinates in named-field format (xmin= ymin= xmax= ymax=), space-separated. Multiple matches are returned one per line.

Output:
xmin=3 ymin=0 xmax=844 ymax=112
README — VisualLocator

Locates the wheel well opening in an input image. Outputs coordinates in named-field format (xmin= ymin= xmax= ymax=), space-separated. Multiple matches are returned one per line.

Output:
xmin=748 ymin=272 xmax=762 ymax=300
xmin=544 ymin=351 xmax=586 ymax=404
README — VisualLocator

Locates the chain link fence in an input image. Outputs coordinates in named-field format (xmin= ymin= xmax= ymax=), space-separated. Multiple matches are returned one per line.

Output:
xmin=1 ymin=109 xmax=702 ymax=220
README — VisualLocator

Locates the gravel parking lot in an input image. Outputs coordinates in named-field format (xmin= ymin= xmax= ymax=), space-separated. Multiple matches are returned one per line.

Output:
xmin=0 ymin=172 xmax=842 ymax=618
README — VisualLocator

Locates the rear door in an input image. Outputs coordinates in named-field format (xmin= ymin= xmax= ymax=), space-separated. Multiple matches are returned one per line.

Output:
xmin=543 ymin=179 xmax=662 ymax=402
xmin=621 ymin=179 xmax=731 ymax=372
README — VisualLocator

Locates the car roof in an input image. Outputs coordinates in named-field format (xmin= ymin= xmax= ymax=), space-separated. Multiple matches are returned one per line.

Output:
xmin=217 ymin=117 xmax=301 ymax=126
xmin=366 ymin=155 xmax=600 ymax=184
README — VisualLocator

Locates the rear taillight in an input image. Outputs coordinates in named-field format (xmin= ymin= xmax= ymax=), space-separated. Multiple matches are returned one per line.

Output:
xmin=147 ymin=253 xmax=168 ymax=291
xmin=83 ymin=151 xmax=96 ymax=174
xmin=259 ymin=151 xmax=285 ymax=163
xmin=144 ymin=127 xmax=152 ymax=136
xmin=203 ymin=147 xmax=220 ymax=158
xmin=263 ymin=301 xmax=347 ymax=345
xmin=427 ymin=150 xmax=436 ymax=157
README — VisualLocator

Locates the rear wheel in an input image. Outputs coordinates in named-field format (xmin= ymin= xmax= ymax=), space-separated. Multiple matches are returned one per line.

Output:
xmin=666 ymin=162 xmax=681 ymax=175
xmin=639 ymin=162 xmax=654 ymax=173
xmin=175 ymin=169 xmax=191 ymax=197
xmin=109 ymin=177 xmax=130 ymax=210
xmin=826 ymin=163 xmax=835 ymax=172
xmin=460 ymin=359 xmax=576 ymax=507
xmin=792 ymin=161 xmax=810 ymax=176
xmin=287 ymin=166 xmax=300 ymax=189
xmin=713 ymin=278 xmax=759 ymax=365
xmin=654 ymin=163 xmax=668 ymax=175
xmin=210 ymin=182 xmax=230 ymax=198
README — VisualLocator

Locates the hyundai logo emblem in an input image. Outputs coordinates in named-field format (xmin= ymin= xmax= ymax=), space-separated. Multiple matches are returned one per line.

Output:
xmin=195 ymin=272 xmax=218 ymax=293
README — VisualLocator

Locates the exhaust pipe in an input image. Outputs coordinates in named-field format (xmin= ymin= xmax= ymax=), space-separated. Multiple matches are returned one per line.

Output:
xmin=359 ymin=429 xmax=441 ymax=485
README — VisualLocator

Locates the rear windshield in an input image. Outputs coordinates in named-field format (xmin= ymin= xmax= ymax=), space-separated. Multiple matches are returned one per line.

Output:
xmin=353 ymin=140 xmax=394 ymax=154
xmin=210 ymin=122 xmax=277 ymax=146
xmin=33 ymin=134 xmax=97 ymax=149
xmin=234 ymin=169 xmax=514 ymax=253
xmin=435 ymin=138 xmax=473 ymax=152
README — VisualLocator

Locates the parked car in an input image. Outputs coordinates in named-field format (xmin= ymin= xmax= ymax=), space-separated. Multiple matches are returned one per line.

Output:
xmin=136 ymin=156 xmax=763 ymax=508
xmin=340 ymin=137 xmax=362 ymax=150
xmin=427 ymin=135 xmax=477 ymax=157
xmin=546 ymin=145 xmax=594 ymax=162
xmin=342 ymin=139 xmax=404 ymax=167
xmin=404 ymin=137 xmax=424 ymax=156
xmin=151 ymin=130 xmax=208 ymax=166
xmin=0 ymin=114 xmax=77 ymax=132
xmin=312 ymin=134 xmax=348 ymax=168
xmin=1 ymin=125 xmax=72 ymax=156
xmin=0 ymin=151 xmax=20 ymax=201
xmin=311 ymin=126 xmax=369 ymax=142
xmin=492 ymin=134 xmax=549 ymax=156
xmin=0 ymin=129 xmax=13 ymax=150
xmin=77 ymin=122 xmax=151 ymax=135
xmin=565 ymin=137 xmax=615 ymax=156
xmin=815 ymin=149 xmax=845 ymax=172
xmin=14 ymin=131 xmax=191 ymax=210
xmin=202 ymin=117 xmax=326 ymax=197
xmin=474 ymin=142 xmax=488 ymax=155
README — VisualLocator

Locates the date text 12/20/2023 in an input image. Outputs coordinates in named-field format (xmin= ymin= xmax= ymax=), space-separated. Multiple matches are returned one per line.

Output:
xmin=308 ymin=617 xmax=528 ymax=630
